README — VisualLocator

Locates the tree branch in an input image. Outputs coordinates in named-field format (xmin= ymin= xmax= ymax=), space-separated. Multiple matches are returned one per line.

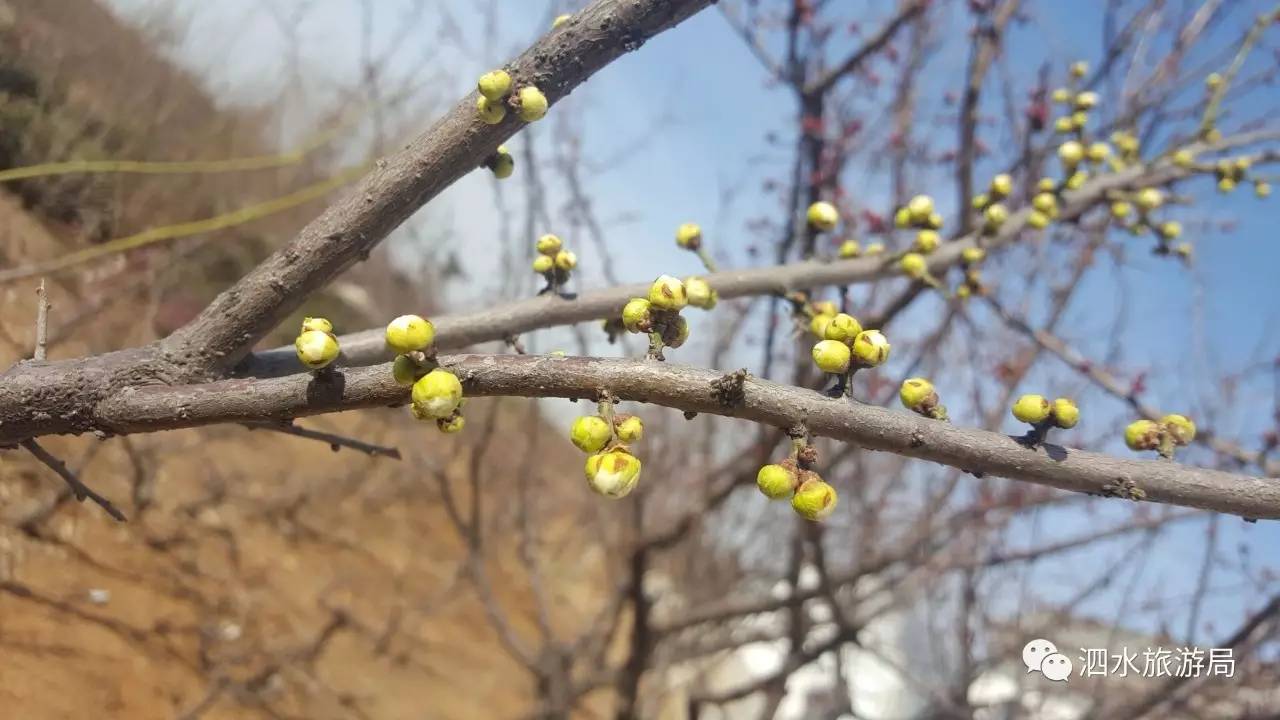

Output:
xmin=94 ymin=355 xmax=1280 ymax=519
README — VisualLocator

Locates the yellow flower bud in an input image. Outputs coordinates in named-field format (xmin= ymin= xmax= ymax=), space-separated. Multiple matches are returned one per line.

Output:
xmin=488 ymin=147 xmax=515 ymax=179
xmin=1028 ymin=210 xmax=1050 ymax=229
xmin=1218 ymin=177 xmax=1237 ymax=193
xmin=1158 ymin=221 xmax=1182 ymax=240
xmin=1086 ymin=141 xmax=1110 ymax=162
xmin=1255 ymin=181 xmax=1271 ymax=198
xmin=1012 ymin=394 xmax=1051 ymax=424
xmin=536 ymin=234 xmax=563 ymax=256
xmin=1051 ymin=398 xmax=1079 ymax=429
xmin=622 ymin=298 xmax=652 ymax=333
xmin=1065 ymin=171 xmax=1088 ymax=190
xmin=823 ymin=313 xmax=863 ymax=344
xmin=791 ymin=477 xmax=837 ymax=521
xmin=1051 ymin=87 xmax=1071 ymax=103
xmin=1058 ymin=140 xmax=1084 ymax=166
xmin=811 ymin=300 xmax=839 ymax=317
xmin=1111 ymin=201 xmax=1132 ymax=219
xmin=1205 ymin=72 xmax=1222 ymax=90
xmin=385 ymin=314 xmax=435 ymax=354
xmin=756 ymin=463 xmax=797 ymax=500
xmin=675 ymin=222 xmax=703 ymax=250
xmin=989 ymin=173 xmax=1013 ymax=197
xmin=899 ymin=377 xmax=937 ymax=411
xmin=1071 ymin=111 xmax=1089 ymax=129
xmin=1074 ymin=91 xmax=1099 ymax=110
xmin=1173 ymin=149 xmax=1195 ymax=168
xmin=517 ymin=85 xmax=549 ymax=122
xmin=552 ymin=13 xmax=572 ymax=28
xmin=664 ymin=315 xmax=690 ymax=348
xmin=392 ymin=355 xmax=420 ymax=386
xmin=295 ymin=329 xmax=339 ymax=369
xmin=812 ymin=339 xmax=852 ymax=374
xmin=851 ymin=329 xmax=890 ymax=367
xmin=437 ymin=415 xmax=466 ymax=434
xmin=684 ymin=276 xmax=717 ymax=310
xmin=810 ymin=313 xmax=835 ymax=339
xmin=1160 ymin=414 xmax=1196 ymax=445
xmin=411 ymin=369 xmax=463 ymax=420
xmin=865 ymin=242 xmax=885 ymax=255
xmin=1135 ymin=187 xmax=1163 ymax=211
xmin=301 ymin=317 xmax=333 ymax=334
xmin=555 ymin=250 xmax=577 ymax=271
xmin=838 ymin=240 xmax=861 ymax=258
xmin=900 ymin=252 xmax=928 ymax=279
xmin=806 ymin=201 xmax=839 ymax=232
xmin=972 ymin=193 xmax=990 ymax=210
xmin=962 ymin=246 xmax=986 ymax=264
xmin=476 ymin=96 xmax=506 ymax=124
xmin=586 ymin=450 xmax=641 ymax=498
xmin=983 ymin=203 xmax=1008 ymax=228
xmin=1125 ymin=419 xmax=1161 ymax=451
xmin=894 ymin=207 xmax=911 ymax=228
xmin=1037 ymin=177 xmax=1057 ymax=193
xmin=533 ymin=255 xmax=554 ymax=273
xmin=1033 ymin=192 xmax=1057 ymax=214
xmin=570 ymin=415 xmax=613 ymax=453
xmin=907 ymin=194 xmax=934 ymax=225
xmin=648 ymin=275 xmax=688 ymax=311
xmin=1054 ymin=116 xmax=1075 ymax=134
xmin=927 ymin=212 xmax=944 ymax=230
xmin=914 ymin=230 xmax=939 ymax=253
xmin=1175 ymin=242 xmax=1193 ymax=260
xmin=615 ymin=415 xmax=644 ymax=443
xmin=1070 ymin=60 xmax=1088 ymax=78
xmin=477 ymin=70 xmax=512 ymax=101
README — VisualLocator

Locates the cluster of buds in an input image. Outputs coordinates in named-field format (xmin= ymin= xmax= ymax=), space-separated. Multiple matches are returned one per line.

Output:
xmin=1050 ymin=61 xmax=1095 ymax=136
xmin=806 ymin=201 xmax=841 ymax=233
xmin=810 ymin=308 xmax=891 ymax=397
xmin=893 ymin=194 xmax=944 ymax=233
xmin=1111 ymin=131 xmax=1140 ymax=166
xmin=385 ymin=314 xmax=465 ymax=433
xmin=756 ymin=433 xmax=837 ymax=521
xmin=1011 ymin=393 xmax=1080 ymax=446
xmin=571 ymin=397 xmax=644 ymax=498
xmin=1023 ymin=177 xmax=1061 ymax=230
xmin=1057 ymin=138 xmax=1113 ymax=191
xmin=621 ymin=275 xmax=711 ymax=359
xmin=476 ymin=69 xmax=548 ymax=124
xmin=1212 ymin=156 xmax=1259 ymax=195
xmin=295 ymin=317 xmax=341 ymax=370
xmin=482 ymin=145 xmax=514 ymax=180
xmin=971 ymin=173 xmax=1014 ymax=231
xmin=1125 ymin=413 xmax=1196 ymax=459
xmin=532 ymin=234 xmax=577 ymax=296
xmin=899 ymin=377 xmax=948 ymax=421
xmin=1108 ymin=186 xmax=1192 ymax=261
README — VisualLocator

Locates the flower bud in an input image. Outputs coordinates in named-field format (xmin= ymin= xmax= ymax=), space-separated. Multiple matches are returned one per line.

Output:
xmin=477 ymin=70 xmax=512 ymax=101
xmin=962 ymin=246 xmax=986 ymax=264
xmin=806 ymin=201 xmax=839 ymax=232
xmin=536 ymin=233 xmax=563 ymax=256
xmin=1051 ymin=87 xmax=1071 ymax=103
xmin=823 ymin=313 xmax=863 ymax=344
xmin=926 ymin=212 xmax=944 ymax=230
xmin=1074 ymin=91 xmax=1099 ymax=110
xmin=622 ymin=298 xmax=652 ymax=333
xmin=812 ymin=339 xmax=852 ymax=374
xmin=684 ymin=276 xmax=717 ymax=310
xmin=810 ymin=313 xmax=834 ymax=339
xmin=983 ymin=203 xmax=1008 ymax=228
xmin=756 ymin=463 xmax=797 ymax=500
xmin=517 ymin=86 xmax=549 ymax=122
xmin=437 ymin=415 xmax=466 ymax=434
xmin=1135 ymin=187 xmax=1163 ymax=211
xmin=385 ymin=314 xmax=435 ymax=354
xmin=1124 ymin=419 xmax=1161 ymax=451
xmin=899 ymin=377 xmax=937 ymax=412
xmin=1110 ymin=201 xmax=1132 ymax=219
xmin=1051 ymin=398 xmax=1079 ymax=429
xmin=1054 ymin=116 xmax=1074 ymax=134
xmin=1065 ymin=171 xmax=1088 ymax=190
xmin=615 ymin=415 xmax=644 ymax=443
xmin=811 ymin=301 xmax=839 ymax=317
xmin=411 ymin=368 xmax=463 ymax=419
xmin=533 ymin=255 xmax=554 ymax=273
xmin=1071 ymin=110 xmax=1089 ymax=128
xmin=1160 ymin=414 xmax=1196 ymax=445
xmin=914 ymin=230 xmax=940 ymax=253
xmin=586 ymin=450 xmax=641 ymax=498
xmin=1012 ymin=394 xmax=1051 ymax=424
xmin=1033 ymin=192 xmax=1057 ymax=214
xmin=791 ymin=477 xmax=837 ymax=521
xmin=972 ymin=193 xmax=990 ymax=210
xmin=907 ymin=194 xmax=934 ymax=225
xmin=301 ymin=317 xmax=333 ymax=334
xmin=838 ymin=240 xmax=861 ymax=258
xmin=989 ymin=173 xmax=1013 ymax=197
xmin=1218 ymin=177 xmax=1237 ymax=193
xmin=899 ymin=252 xmax=928 ymax=279
xmin=851 ymin=329 xmax=890 ymax=367
xmin=1175 ymin=242 xmax=1193 ymax=260
xmin=1173 ymin=149 xmax=1195 ymax=168
xmin=476 ymin=96 xmax=506 ymax=124
xmin=1255 ymin=181 xmax=1271 ymax=198
xmin=648 ymin=275 xmax=688 ymax=311
xmin=570 ymin=415 xmax=613 ymax=453
xmin=295 ymin=329 xmax=339 ymax=369
xmin=1028 ymin=210 xmax=1050 ymax=229
xmin=894 ymin=207 xmax=911 ymax=228
xmin=865 ymin=242 xmax=885 ymax=255
xmin=487 ymin=146 xmax=515 ymax=179
xmin=1205 ymin=72 xmax=1222 ymax=89
xmin=663 ymin=315 xmax=690 ymax=348
xmin=553 ymin=13 xmax=571 ymax=28
xmin=392 ymin=355 xmax=421 ymax=386
xmin=1037 ymin=177 xmax=1057 ymax=193
xmin=1070 ymin=60 xmax=1088 ymax=78
xmin=555 ymin=249 xmax=577 ymax=271
xmin=1086 ymin=142 xmax=1110 ymax=162
xmin=675 ymin=222 xmax=703 ymax=250
xmin=1058 ymin=140 xmax=1084 ymax=167
xmin=1158 ymin=221 xmax=1182 ymax=240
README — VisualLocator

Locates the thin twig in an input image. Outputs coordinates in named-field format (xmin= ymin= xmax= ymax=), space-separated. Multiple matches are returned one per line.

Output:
xmin=243 ymin=421 xmax=401 ymax=459
xmin=20 ymin=439 xmax=126 ymax=521
xmin=33 ymin=279 xmax=49 ymax=361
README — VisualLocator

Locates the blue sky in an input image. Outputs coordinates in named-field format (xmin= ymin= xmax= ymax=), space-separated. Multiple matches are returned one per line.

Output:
xmin=106 ymin=0 xmax=1280 ymax=649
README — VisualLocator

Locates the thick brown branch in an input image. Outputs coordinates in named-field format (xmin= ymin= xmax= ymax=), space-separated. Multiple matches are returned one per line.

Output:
xmin=95 ymin=355 xmax=1280 ymax=519
xmin=161 ymin=0 xmax=715 ymax=375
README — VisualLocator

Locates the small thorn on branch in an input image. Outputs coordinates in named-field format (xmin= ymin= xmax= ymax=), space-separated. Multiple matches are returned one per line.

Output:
xmin=33 ymin=278 xmax=49 ymax=361
xmin=20 ymin=439 xmax=127 ymax=521
xmin=244 ymin=421 xmax=402 ymax=460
